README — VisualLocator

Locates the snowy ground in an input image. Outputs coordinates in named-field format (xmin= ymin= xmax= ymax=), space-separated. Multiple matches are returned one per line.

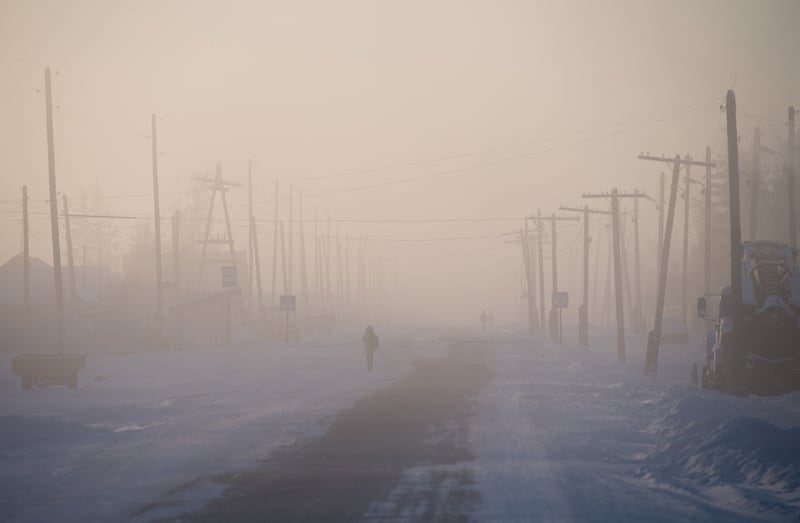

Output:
xmin=2 ymin=323 xmax=799 ymax=522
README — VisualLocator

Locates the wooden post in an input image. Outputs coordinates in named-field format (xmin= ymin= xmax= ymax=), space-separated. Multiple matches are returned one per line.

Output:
xmin=62 ymin=194 xmax=76 ymax=301
xmin=248 ymin=160 xmax=254 ymax=315
xmin=633 ymin=192 xmax=643 ymax=330
xmin=787 ymin=107 xmax=796 ymax=248
xmin=45 ymin=67 xmax=64 ymax=355
xmin=172 ymin=210 xmax=181 ymax=296
xmin=151 ymin=114 xmax=163 ymax=339
xmin=288 ymin=185 xmax=294 ymax=293
xmin=704 ymin=146 xmax=712 ymax=295
xmin=682 ymin=164 xmax=690 ymax=329
xmin=536 ymin=210 xmax=546 ymax=330
xmin=271 ymin=181 xmax=279 ymax=312
xmin=298 ymin=191 xmax=309 ymax=317
xmin=522 ymin=220 xmax=537 ymax=333
xmin=658 ymin=172 xmax=665 ymax=274
xmin=581 ymin=206 xmax=589 ymax=347
xmin=727 ymin=91 xmax=744 ymax=385
xmin=22 ymin=186 xmax=30 ymax=309
xmin=610 ymin=189 xmax=626 ymax=361
xmin=251 ymin=215 xmax=264 ymax=326
xmin=645 ymin=158 xmax=681 ymax=375
xmin=280 ymin=221 xmax=288 ymax=294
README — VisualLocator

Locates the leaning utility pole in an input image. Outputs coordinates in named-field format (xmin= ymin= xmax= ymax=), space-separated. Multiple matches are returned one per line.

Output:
xmin=251 ymin=215 xmax=264 ymax=325
xmin=62 ymin=195 xmax=76 ymax=301
xmin=559 ymin=204 xmax=610 ymax=348
xmin=638 ymin=152 xmax=716 ymax=375
xmin=658 ymin=172 xmax=665 ymax=274
xmin=44 ymin=67 xmax=64 ymax=354
xmin=22 ymin=185 xmax=30 ymax=309
xmin=528 ymin=212 xmax=578 ymax=343
xmin=502 ymin=225 xmax=539 ymax=333
xmin=151 ymin=114 xmax=163 ymax=339
xmin=787 ymin=107 xmax=796 ymax=248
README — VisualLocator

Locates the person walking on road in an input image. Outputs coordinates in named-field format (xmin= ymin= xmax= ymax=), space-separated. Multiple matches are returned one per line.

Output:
xmin=362 ymin=325 xmax=379 ymax=371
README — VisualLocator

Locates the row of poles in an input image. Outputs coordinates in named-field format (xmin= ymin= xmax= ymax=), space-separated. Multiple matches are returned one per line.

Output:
xmin=28 ymin=66 xmax=384 ymax=354
xmin=511 ymin=93 xmax=797 ymax=376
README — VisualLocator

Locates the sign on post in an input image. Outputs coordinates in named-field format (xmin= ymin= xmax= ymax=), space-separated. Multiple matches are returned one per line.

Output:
xmin=552 ymin=291 xmax=569 ymax=309
xmin=221 ymin=265 xmax=237 ymax=287
xmin=280 ymin=294 xmax=296 ymax=346
xmin=279 ymin=294 xmax=296 ymax=312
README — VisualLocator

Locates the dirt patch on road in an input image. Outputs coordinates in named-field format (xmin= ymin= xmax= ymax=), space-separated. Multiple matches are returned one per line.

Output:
xmin=180 ymin=342 xmax=490 ymax=522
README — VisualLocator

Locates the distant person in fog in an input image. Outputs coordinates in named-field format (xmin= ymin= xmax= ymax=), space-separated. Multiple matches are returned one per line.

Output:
xmin=480 ymin=310 xmax=488 ymax=330
xmin=362 ymin=325 xmax=379 ymax=371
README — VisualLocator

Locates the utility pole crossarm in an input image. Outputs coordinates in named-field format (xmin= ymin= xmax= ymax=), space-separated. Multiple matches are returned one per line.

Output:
xmin=637 ymin=154 xmax=717 ymax=168
xmin=558 ymin=205 xmax=611 ymax=215
xmin=527 ymin=215 xmax=579 ymax=222
xmin=196 ymin=175 xmax=242 ymax=188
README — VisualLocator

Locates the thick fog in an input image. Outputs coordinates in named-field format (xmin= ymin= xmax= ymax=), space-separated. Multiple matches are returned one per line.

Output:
xmin=1 ymin=0 xmax=798 ymax=324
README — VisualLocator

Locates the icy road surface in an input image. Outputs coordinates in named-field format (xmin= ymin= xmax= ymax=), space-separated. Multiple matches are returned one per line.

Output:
xmin=1 ymin=325 xmax=799 ymax=522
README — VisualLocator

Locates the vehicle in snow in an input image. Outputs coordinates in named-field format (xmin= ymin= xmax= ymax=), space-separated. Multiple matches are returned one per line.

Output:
xmin=697 ymin=241 xmax=800 ymax=395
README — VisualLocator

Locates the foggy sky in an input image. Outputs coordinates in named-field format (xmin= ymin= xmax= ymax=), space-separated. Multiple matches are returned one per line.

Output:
xmin=1 ymin=0 xmax=798 ymax=322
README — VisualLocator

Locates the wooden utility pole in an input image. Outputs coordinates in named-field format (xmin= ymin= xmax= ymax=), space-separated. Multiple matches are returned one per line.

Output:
xmin=326 ymin=214 xmax=333 ymax=308
xmin=704 ymin=147 xmax=712 ymax=295
xmin=288 ymin=185 xmax=294 ymax=293
xmin=523 ymin=220 xmax=539 ymax=333
xmin=536 ymin=210 xmax=546 ymax=330
xmin=632 ymin=191 xmax=649 ymax=334
xmin=62 ymin=195 xmax=76 ymax=301
xmin=247 ymin=160 xmax=254 ymax=315
xmin=787 ymin=107 xmax=796 ymax=248
xmin=727 ymin=90 xmax=744 ymax=388
xmin=638 ymin=152 xmax=716 ymax=375
xmin=681 ymin=162 xmax=691 ymax=328
xmin=45 ymin=67 xmax=64 ymax=354
xmin=22 ymin=185 xmax=30 ymax=309
xmin=280 ymin=221 xmax=288 ymax=294
xmin=528 ymin=212 xmax=578 ymax=343
xmin=251 ymin=215 xmax=264 ymax=325
xmin=503 ymin=225 xmax=539 ymax=333
xmin=172 ymin=210 xmax=181 ymax=296
xmin=559 ymin=204 xmax=610 ymax=348
xmin=748 ymin=128 xmax=761 ymax=240
xmin=272 ymin=181 xmax=279 ymax=313
xmin=298 ymin=191 xmax=309 ymax=317
xmin=151 ymin=114 xmax=163 ymax=339
xmin=658 ymin=172 xmax=665 ymax=274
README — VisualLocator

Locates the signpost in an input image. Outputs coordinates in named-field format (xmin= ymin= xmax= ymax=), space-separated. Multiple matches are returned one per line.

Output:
xmin=552 ymin=291 xmax=568 ymax=344
xmin=280 ymin=294 xmax=296 ymax=345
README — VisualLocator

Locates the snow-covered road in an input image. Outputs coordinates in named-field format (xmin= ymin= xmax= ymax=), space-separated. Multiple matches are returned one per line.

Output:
xmin=2 ymin=325 xmax=799 ymax=522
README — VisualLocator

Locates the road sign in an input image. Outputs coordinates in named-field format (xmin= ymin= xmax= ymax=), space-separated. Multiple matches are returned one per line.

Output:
xmin=552 ymin=291 xmax=569 ymax=308
xmin=280 ymin=294 xmax=296 ymax=312
xmin=221 ymin=265 xmax=237 ymax=287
